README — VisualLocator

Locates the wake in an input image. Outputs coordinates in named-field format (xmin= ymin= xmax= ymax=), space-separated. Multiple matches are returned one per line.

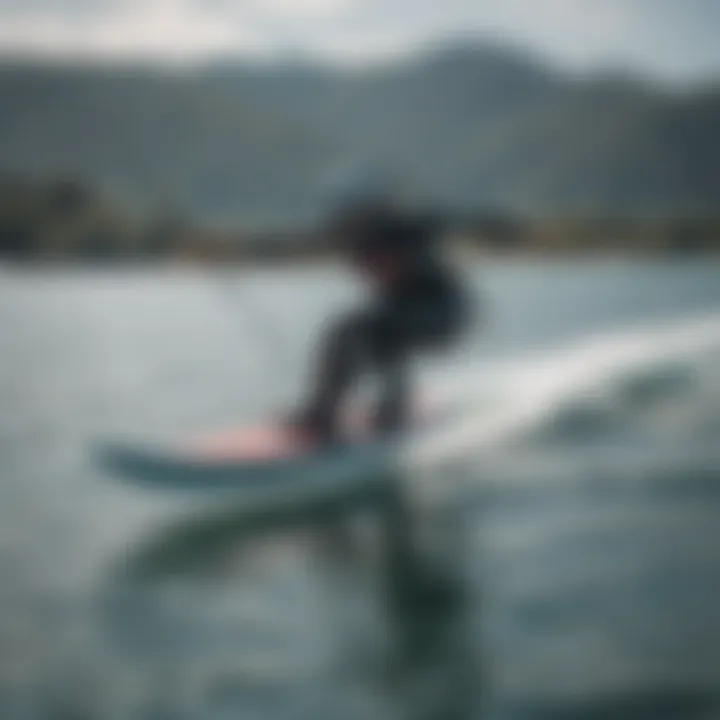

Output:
xmin=408 ymin=314 xmax=720 ymax=470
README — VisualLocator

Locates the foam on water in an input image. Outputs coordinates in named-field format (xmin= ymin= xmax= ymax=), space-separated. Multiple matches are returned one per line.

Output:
xmin=411 ymin=314 xmax=720 ymax=471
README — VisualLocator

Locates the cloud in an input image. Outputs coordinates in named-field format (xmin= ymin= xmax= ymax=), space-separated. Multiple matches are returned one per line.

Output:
xmin=249 ymin=0 xmax=354 ymax=16
xmin=0 ymin=0 xmax=360 ymax=61
xmin=0 ymin=0 xmax=251 ymax=60
xmin=0 ymin=0 xmax=717 ymax=79
xmin=0 ymin=0 xmax=120 ymax=19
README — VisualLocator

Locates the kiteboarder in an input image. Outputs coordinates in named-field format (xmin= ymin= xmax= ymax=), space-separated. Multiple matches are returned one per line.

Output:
xmin=288 ymin=168 xmax=473 ymax=674
xmin=290 ymin=169 xmax=471 ymax=443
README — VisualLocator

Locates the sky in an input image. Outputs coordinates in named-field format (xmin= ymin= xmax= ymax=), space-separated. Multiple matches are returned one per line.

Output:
xmin=0 ymin=0 xmax=718 ymax=83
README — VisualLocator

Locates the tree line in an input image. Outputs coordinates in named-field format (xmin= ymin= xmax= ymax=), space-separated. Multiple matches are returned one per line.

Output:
xmin=1 ymin=176 xmax=718 ymax=263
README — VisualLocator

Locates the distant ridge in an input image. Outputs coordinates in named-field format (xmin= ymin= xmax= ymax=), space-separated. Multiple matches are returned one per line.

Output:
xmin=0 ymin=42 xmax=718 ymax=226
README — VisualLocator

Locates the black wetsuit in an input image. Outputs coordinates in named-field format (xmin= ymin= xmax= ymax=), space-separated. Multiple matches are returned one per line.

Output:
xmin=300 ymin=206 xmax=471 ymax=639
xmin=301 ymin=208 xmax=469 ymax=440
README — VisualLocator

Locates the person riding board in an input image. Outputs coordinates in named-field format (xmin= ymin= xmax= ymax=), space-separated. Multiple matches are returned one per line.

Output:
xmin=288 ymin=169 xmax=473 ymax=668
xmin=290 ymin=169 xmax=471 ymax=443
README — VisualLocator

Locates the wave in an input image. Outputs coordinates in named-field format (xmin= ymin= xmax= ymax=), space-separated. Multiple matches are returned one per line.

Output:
xmin=410 ymin=314 xmax=720 ymax=470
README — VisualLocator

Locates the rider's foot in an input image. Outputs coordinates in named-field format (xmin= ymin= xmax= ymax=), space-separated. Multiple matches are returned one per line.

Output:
xmin=284 ymin=407 xmax=340 ymax=447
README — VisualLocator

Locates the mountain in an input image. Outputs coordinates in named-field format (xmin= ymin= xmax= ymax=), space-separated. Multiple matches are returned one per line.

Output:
xmin=0 ymin=45 xmax=718 ymax=226
xmin=0 ymin=63 xmax=329 ymax=227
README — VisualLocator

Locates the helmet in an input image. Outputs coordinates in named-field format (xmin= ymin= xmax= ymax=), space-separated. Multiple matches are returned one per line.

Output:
xmin=320 ymin=163 xmax=438 ymax=264
xmin=323 ymin=163 xmax=401 ymax=219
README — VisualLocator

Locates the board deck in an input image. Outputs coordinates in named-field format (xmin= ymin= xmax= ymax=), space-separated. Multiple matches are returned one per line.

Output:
xmin=97 ymin=420 xmax=401 ymax=495
xmin=97 ymin=394 xmax=450 ymax=494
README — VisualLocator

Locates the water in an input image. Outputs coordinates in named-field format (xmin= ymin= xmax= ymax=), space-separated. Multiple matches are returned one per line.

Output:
xmin=1 ymin=261 xmax=720 ymax=719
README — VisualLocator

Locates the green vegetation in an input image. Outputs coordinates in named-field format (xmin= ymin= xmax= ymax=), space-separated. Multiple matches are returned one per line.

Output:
xmin=0 ymin=44 xmax=719 ymax=228
xmin=1 ymin=43 xmax=718 ymax=260
xmin=1 ymin=176 xmax=717 ymax=262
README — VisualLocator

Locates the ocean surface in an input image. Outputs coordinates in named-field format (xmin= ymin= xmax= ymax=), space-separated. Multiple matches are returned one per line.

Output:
xmin=1 ymin=261 xmax=720 ymax=720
